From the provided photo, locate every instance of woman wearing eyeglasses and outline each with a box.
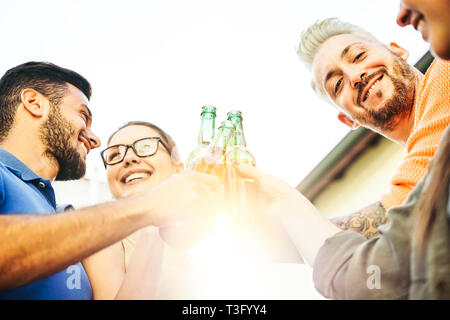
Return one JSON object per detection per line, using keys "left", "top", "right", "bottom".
{"left": 82, "top": 121, "right": 206, "bottom": 299}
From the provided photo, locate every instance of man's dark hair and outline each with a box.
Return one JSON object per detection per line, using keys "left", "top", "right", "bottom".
{"left": 0, "top": 61, "right": 92, "bottom": 142}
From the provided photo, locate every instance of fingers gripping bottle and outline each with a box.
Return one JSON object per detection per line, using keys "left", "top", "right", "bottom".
{"left": 188, "top": 120, "right": 236, "bottom": 183}
{"left": 186, "top": 106, "right": 217, "bottom": 168}
{"left": 224, "top": 110, "right": 260, "bottom": 226}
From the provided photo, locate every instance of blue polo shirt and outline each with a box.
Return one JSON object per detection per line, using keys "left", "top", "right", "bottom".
{"left": 0, "top": 149, "right": 92, "bottom": 300}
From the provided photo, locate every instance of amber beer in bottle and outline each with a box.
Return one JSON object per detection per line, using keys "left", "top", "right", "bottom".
{"left": 224, "top": 110, "right": 260, "bottom": 226}
{"left": 185, "top": 105, "right": 217, "bottom": 168}
{"left": 188, "top": 120, "right": 235, "bottom": 183}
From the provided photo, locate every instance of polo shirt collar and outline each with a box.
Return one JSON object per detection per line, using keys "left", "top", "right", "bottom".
{"left": 0, "top": 149, "right": 45, "bottom": 182}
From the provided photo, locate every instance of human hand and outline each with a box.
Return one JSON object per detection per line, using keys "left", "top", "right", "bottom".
{"left": 231, "top": 161, "right": 341, "bottom": 266}
{"left": 230, "top": 161, "right": 311, "bottom": 213}
{"left": 137, "top": 170, "right": 222, "bottom": 249}
{"left": 228, "top": 161, "right": 311, "bottom": 263}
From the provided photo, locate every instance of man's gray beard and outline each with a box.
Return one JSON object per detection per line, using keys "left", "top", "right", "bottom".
{"left": 39, "top": 105, "right": 86, "bottom": 181}
{"left": 355, "top": 58, "right": 416, "bottom": 132}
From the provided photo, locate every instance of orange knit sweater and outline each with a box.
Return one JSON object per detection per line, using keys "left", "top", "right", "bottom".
{"left": 381, "top": 58, "right": 450, "bottom": 209}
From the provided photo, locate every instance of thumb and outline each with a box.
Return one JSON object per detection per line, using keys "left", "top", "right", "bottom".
{"left": 230, "top": 160, "right": 298, "bottom": 203}
{"left": 229, "top": 160, "right": 263, "bottom": 181}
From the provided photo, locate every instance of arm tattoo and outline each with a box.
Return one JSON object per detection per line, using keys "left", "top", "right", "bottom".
{"left": 330, "top": 201, "right": 388, "bottom": 239}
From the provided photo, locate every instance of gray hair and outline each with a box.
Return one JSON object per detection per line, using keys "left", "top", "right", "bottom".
{"left": 297, "top": 17, "right": 379, "bottom": 71}
{"left": 297, "top": 17, "right": 380, "bottom": 103}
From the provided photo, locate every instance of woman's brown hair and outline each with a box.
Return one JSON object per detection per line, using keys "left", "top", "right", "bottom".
{"left": 108, "top": 121, "right": 181, "bottom": 164}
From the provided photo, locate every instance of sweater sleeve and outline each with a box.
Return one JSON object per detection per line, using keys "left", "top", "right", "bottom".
{"left": 313, "top": 179, "right": 425, "bottom": 299}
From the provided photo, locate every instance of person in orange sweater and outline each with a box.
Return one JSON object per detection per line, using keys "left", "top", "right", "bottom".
{"left": 296, "top": 17, "right": 450, "bottom": 238}
{"left": 227, "top": 3, "right": 450, "bottom": 298}
{"left": 380, "top": 57, "right": 450, "bottom": 209}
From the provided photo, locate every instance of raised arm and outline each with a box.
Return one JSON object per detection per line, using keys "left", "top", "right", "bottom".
{"left": 114, "top": 228, "right": 165, "bottom": 300}
{"left": 0, "top": 171, "right": 220, "bottom": 290}
{"left": 330, "top": 201, "right": 388, "bottom": 239}
{"left": 82, "top": 227, "right": 165, "bottom": 300}
{"left": 232, "top": 162, "right": 416, "bottom": 299}
{"left": 313, "top": 186, "right": 420, "bottom": 299}
{"left": 0, "top": 198, "right": 144, "bottom": 290}
{"left": 231, "top": 162, "right": 341, "bottom": 267}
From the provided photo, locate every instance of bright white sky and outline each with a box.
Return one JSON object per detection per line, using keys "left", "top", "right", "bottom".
{"left": 0, "top": 0, "right": 429, "bottom": 186}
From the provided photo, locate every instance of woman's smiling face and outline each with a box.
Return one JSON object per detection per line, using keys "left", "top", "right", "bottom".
{"left": 397, "top": 0, "right": 450, "bottom": 60}
{"left": 106, "top": 124, "right": 183, "bottom": 198}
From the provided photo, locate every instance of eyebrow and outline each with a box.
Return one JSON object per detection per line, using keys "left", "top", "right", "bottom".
{"left": 325, "top": 69, "right": 338, "bottom": 83}
{"left": 340, "top": 41, "right": 364, "bottom": 60}
{"left": 323, "top": 42, "right": 366, "bottom": 95}
{"left": 81, "top": 104, "right": 92, "bottom": 118}
{"left": 323, "top": 68, "right": 339, "bottom": 96}
{"left": 80, "top": 104, "right": 93, "bottom": 127}
{"left": 83, "top": 104, "right": 92, "bottom": 116}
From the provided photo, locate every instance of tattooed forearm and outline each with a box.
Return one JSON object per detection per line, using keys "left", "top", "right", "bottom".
{"left": 330, "top": 201, "right": 388, "bottom": 239}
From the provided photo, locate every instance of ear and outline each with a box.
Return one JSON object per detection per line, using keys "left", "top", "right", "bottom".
{"left": 337, "top": 112, "right": 360, "bottom": 130}
{"left": 389, "top": 42, "right": 409, "bottom": 61}
{"left": 174, "top": 161, "right": 185, "bottom": 173}
{"left": 20, "top": 88, "right": 46, "bottom": 118}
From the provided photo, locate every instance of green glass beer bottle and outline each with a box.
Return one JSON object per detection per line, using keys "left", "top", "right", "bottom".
{"left": 225, "top": 110, "right": 256, "bottom": 166}
{"left": 188, "top": 120, "right": 235, "bottom": 183}
{"left": 224, "top": 110, "right": 260, "bottom": 225}
{"left": 185, "top": 105, "right": 217, "bottom": 168}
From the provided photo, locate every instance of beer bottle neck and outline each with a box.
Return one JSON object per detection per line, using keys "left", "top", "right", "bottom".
{"left": 228, "top": 117, "right": 246, "bottom": 147}
{"left": 198, "top": 112, "right": 215, "bottom": 146}
{"left": 209, "top": 125, "right": 234, "bottom": 156}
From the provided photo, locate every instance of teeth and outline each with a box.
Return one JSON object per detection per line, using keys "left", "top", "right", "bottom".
{"left": 80, "top": 142, "right": 87, "bottom": 154}
{"left": 365, "top": 79, "right": 380, "bottom": 100}
{"left": 417, "top": 19, "right": 425, "bottom": 33}
{"left": 125, "top": 172, "right": 150, "bottom": 184}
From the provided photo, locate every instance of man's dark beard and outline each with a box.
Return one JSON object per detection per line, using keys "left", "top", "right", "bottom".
{"left": 354, "top": 58, "right": 416, "bottom": 132}
{"left": 39, "top": 105, "right": 86, "bottom": 181}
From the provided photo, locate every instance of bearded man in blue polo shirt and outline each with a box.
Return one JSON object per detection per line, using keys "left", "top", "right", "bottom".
{"left": 0, "top": 62, "right": 221, "bottom": 299}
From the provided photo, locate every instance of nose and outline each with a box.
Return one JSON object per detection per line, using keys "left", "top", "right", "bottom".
{"left": 396, "top": 5, "right": 412, "bottom": 27}
{"left": 86, "top": 129, "right": 101, "bottom": 149}
{"left": 350, "top": 71, "right": 367, "bottom": 89}
{"left": 122, "top": 147, "right": 141, "bottom": 167}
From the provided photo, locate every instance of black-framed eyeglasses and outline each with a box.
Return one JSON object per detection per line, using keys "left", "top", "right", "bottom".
{"left": 100, "top": 137, "right": 170, "bottom": 167}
